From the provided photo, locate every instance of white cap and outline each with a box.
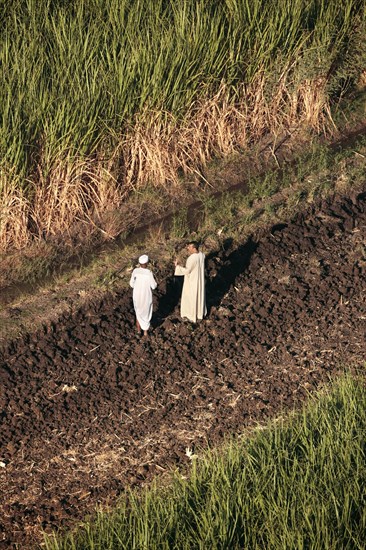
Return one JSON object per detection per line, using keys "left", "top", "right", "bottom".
{"left": 139, "top": 254, "right": 149, "bottom": 264}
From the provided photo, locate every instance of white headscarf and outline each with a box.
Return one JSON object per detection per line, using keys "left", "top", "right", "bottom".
{"left": 139, "top": 254, "right": 149, "bottom": 264}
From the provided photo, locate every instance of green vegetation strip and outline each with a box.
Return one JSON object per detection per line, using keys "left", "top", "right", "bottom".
{"left": 45, "top": 373, "right": 366, "bottom": 549}
{"left": 1, "top": 0, "right": 364, "bottom": 182}
{"left": 1, "top": 0, "right": 365, "bottom": 251}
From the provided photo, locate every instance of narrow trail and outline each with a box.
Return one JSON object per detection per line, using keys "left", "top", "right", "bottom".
{"left": 1, "top": 189, "right": 366, "bottom": 548}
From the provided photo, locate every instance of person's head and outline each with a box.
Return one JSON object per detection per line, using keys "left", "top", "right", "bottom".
{"left": 138, "top": 254, "right": 149, "bottom": 267}
{"left": 186, "top": 241, "right": 199, "bottom": 254}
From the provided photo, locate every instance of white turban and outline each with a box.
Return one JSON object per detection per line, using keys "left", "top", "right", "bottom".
{"left": 139, "top": 254, "right": 149, "bottom": 264}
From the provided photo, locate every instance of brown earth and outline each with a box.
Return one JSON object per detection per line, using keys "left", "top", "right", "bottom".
{"left": 1, "top": 188, "right": 366, "bottom": 548}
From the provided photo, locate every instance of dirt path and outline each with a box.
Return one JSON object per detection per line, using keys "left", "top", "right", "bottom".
{"left": 1, "top": 189, "right": 366, "bottom": 548}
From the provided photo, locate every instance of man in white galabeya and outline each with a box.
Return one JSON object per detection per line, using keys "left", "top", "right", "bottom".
{"left": 129, "top": 254, "right": 157, "bottom": 337}
{"left": 174, "top": 241, "right": 206, "bottom": 323}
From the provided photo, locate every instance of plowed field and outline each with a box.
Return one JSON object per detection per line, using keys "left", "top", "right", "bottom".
{"left": 1, "top": 189, "right": 366, "bottom": 548}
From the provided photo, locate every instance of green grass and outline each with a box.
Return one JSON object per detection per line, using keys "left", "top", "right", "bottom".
{"left": 1, "top": 0, "right": 365, "bottom": 186}
{"left": 199, "top": 131, "right": 366, "bottom": 238}
{"left": 44, "top": 372, "right": 366, "bottom": 549}
{"left": 1, "top": 0, "right": 365, "bottom": 253}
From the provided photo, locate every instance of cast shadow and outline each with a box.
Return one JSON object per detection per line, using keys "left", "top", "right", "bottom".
{"left": 152, "top": 235, "right": 257, "bottom": 327}
{"left": 205, "top": 235, "right": 257, "bottom": 312}
{"left": 152, "top": 274, "right": 183, "bottom": 328}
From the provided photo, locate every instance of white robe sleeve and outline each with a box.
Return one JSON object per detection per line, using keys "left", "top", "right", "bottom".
{"left": 130, "top": 269, "right": 137, "bottom": 288}
{"left": 149, "top": 271, "right": 157, "bottom": 290}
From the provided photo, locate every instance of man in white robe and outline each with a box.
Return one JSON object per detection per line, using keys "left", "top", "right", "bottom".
{"left": 130, "top": 254, "right": 157, "bottom": 337}
{"left": 174, "top": 241, "right": 206, "bottom": 323}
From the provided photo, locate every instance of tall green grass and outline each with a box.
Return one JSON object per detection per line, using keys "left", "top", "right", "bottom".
{"left": 0, "top": 0, "right": 365, "bottom": 251}
{"left": 1, "top": 0, "right": 364, "bottom": 184}
{"left": 44, "top": 373, "right": 366, "bottom": 549}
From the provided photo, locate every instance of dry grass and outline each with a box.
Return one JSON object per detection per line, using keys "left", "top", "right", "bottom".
{"left": 0, "top": 176, "right": 30, "bottom": 251}
{"left": 0, "top": 72, "right": 338, "bottom": 254}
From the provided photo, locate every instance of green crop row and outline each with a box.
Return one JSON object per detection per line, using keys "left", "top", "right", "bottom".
{"left": 0, "top": 0, "right": 365, "bottom": 251}
{"left": 44, "top": 372, "right": 366, "bottom": 549}
{"left": 1, "top": 0, "right": 364, "bottom": 182}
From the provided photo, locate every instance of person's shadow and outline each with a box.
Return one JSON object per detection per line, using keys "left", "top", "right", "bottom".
{"left": 153, "top": 235, "right": 257, "bottom": 327}
{"left": 205, "top": 236, "right": 257, "bottom": 313}
{"left": 153, "top": 274, "right": 183, "bottom": 327}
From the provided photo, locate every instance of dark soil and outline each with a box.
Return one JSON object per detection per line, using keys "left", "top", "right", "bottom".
{"left": 1, "top": 188, "right": 366, "bottom": 548}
